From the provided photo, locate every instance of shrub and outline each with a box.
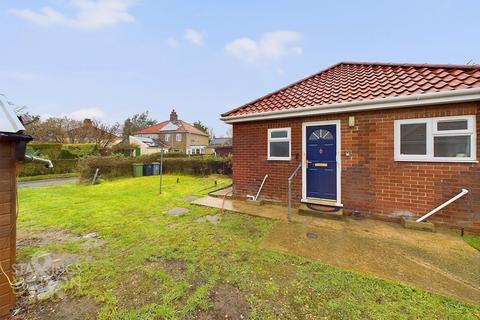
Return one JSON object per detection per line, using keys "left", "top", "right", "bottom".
{"left": 62, "top": 143, "right": 100, "bottom": 157}
{"left": 19, "top": 159, "right": 78, "bottom": 177}
{"left": 77, "top": 154, "right": 232, "bottom": 180}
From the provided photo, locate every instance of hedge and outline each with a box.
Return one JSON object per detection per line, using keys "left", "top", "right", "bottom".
{"left": 27, "top": 143, "right": 99, "bottom": 159}
{"left": 19, "top": 159, "right": 78, "bottom": 177}
{"left": 27, "top": 143, "right": 63, "bottom": 159}
{"left": 77, "top": 154, "right": 232, "bottom": 180}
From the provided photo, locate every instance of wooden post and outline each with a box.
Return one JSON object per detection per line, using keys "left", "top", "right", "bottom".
{"left": 159, "top": 149, "right": 164, "bottom": 194}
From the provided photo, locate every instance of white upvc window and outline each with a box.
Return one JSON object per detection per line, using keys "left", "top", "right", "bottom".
{"left": 268, "top": 128, "right": 291, "bottom": 161}
{"left": 176, "top": 133, "right": 182, "bottom": 142}
{"left": 394, "top": 115, "right": 477, "bottom": 162}
{"left": 164, "top": 134, "right": 171, "bottom": 142}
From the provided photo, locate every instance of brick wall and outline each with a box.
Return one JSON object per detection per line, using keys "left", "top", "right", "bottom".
{"left": 0, "top": 141, "right": 16, "bottom": 318}
{"left": 232, "top": 102, "right": 480, "bottom": 232}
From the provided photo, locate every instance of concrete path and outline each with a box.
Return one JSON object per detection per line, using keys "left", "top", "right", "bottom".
{"left": 193, "top": 195, "right": 480, "bottom": 304}
{"left": 18, "top": 177, "right": 79, "bottom": 189}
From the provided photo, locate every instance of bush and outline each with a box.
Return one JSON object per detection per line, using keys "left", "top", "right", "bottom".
{"left": 19, "top": 159, "right": 78, "bottom": 177}
{"left": 77, "top": 154, "right": 232, "bottom": 180}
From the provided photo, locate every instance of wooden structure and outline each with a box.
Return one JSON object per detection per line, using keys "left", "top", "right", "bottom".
{"left": 0, "top": 95, "right": 33, "bottom": 318}
{"left": 0, "top": 139, "right": 17, "bottom": 317}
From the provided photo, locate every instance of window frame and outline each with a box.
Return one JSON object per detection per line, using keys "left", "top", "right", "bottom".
{"left": 176, "top": 133, "right": 182, "bottom": 142}
{"left": 267, "top": 127, "right": 291, "bottom": 161}
{"left": 394, "top": 115, "right": 477, "bottom": 163}
{"left": 164, "top": 134, "right": 171, "bottom": 142}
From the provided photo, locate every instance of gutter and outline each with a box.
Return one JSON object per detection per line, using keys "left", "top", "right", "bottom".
{"left": 220, "top": 87, "right": 480, "bottom": 123}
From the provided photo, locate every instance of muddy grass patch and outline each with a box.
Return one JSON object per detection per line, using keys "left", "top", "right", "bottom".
{"left": 117, "top": 256, "right": 190, "bottom": 310}
{"left": 12, "top": 296, "right": 99, "bottom": 320}
{"left": 17, "top": 229, "right": 105, "bottom": 253}
{"left": 194, "top": 283, "right": 249, "bottom": 320}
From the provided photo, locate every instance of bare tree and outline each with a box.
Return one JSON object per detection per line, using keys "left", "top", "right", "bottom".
{"left": 25, "top": 117, "right": 80, "bottom": 143}
{"left": 66, "top": 119, "right": 120, "bottom": 150}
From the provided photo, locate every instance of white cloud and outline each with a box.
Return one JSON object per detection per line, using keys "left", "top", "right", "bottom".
{"left": 184, "top": 28, "right": 205, "bottom": 45}
{"left": 8, "top": 0, "right": 137, "bottom": 30}
{"left": 60, "top": 108, "right": 105, "bottom": 120}
{"left": 166, "top": 37, "right": 181, "bottom": 48}
{"left": 225, "top": 30, "right": 303, "bottom": 63}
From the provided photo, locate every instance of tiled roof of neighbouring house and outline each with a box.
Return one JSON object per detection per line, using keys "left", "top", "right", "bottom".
{"left": 221, "top": 62, "right": 480, "bottom": 117}
{"left": 136, "top": 119, "right": 209, "bottom": 136}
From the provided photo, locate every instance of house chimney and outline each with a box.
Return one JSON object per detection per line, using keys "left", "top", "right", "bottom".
{"left": 83, "top": 118, "right": 93, "bottom": 127}
{"left": 170, "top": 109, "right": 178, "bottom": 121}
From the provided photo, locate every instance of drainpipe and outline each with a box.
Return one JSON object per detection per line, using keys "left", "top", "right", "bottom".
{"left": 23, "top": 155, "right": 53, "bottom": 168}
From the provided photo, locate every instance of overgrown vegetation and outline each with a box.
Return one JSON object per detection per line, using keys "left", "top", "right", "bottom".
{"left": 77, "top": 154, "right": 232, "bottom": 180}
{"left": 17, "top": 176, "right": 480, "bottom": 319}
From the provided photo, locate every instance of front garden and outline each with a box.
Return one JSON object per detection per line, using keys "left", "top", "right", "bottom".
{"left": 15, "top": 175, "right": 480, "bottom": 319}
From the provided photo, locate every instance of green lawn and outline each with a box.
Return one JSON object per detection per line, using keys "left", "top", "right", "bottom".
{"left": 464, "top": 234, "right": 480, "bottom": 251}
{"left": 18, "top": 175, "right": 480, "bottom": 319}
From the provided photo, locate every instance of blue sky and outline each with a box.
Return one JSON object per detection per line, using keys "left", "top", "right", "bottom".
{"left": 1, "top": 0, "right": 479, "bottom": 136}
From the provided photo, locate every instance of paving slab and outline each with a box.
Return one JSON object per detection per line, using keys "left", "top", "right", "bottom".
{"left": 196, "top": 215, "right": 221, "bottom": 225}
{"left": 181, "top": 195, "right": 197, "bottom": 201}
{"left": 163, "top": 207, "right": 189, "bottom": 216}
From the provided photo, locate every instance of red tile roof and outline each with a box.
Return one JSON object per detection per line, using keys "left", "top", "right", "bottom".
{"left": 135, "top": 119, "right": 209, "bottom": 136}
{"left": 222, "top": 62, "right": 480, "bottom": 117}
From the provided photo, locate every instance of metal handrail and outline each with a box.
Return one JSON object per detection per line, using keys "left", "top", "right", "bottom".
{"left": 288, "top": 162, "right": 302, "bottom": 222}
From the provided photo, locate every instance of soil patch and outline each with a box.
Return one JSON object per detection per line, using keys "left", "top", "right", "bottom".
{"left": 17, "top": 229, "right": 104, "bottom": 250}
{"left": 12, "top": 296, "right": 99, "bottom": 320}
{"left": 194, "top": 284, "right": 249, "bottom": 320}
{"left": 146, "top": 256, "right": 188, "bottom": 281}
{"left": 118, "top": 257, "right": 188, "bottom": 309}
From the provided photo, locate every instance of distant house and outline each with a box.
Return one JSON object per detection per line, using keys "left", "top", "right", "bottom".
{"left": 133, "top": 110, "right": 209, "bottom": 154}
{"left": 206, "top": 137, "right": 233, "bottom": 156}
{"left": 129, "top": 135, "right": 169, "bottom": 156}
{"left": 65, "top": 118, "right": 121, "bottom": 146}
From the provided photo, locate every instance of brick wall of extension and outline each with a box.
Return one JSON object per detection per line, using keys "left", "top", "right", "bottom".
{"left": 232, "top": 102, "right": 480, "bottom": 233}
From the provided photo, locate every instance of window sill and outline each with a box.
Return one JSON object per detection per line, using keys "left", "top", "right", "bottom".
{"left": 267, "top": 157, "right": 291, "bottom": 161}
{"left": 394, "top": 158, "right": 478, "bottom": 163}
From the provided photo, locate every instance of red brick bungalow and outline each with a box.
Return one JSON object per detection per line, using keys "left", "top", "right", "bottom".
{"left": 221, "top": 62, "right": 480, "bottom": 233}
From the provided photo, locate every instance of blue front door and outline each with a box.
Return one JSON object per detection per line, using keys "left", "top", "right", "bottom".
{"left": 306, "top": 124, "right": 337, "bottom": 201}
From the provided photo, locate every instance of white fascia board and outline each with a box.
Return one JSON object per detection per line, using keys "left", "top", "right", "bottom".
{"left": 221, "top": 88, "right": 480, "bottom": 124}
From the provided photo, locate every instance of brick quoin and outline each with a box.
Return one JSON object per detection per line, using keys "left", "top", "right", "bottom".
{"left": 232, "top": 102, "right": 480, "bottom": 233}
